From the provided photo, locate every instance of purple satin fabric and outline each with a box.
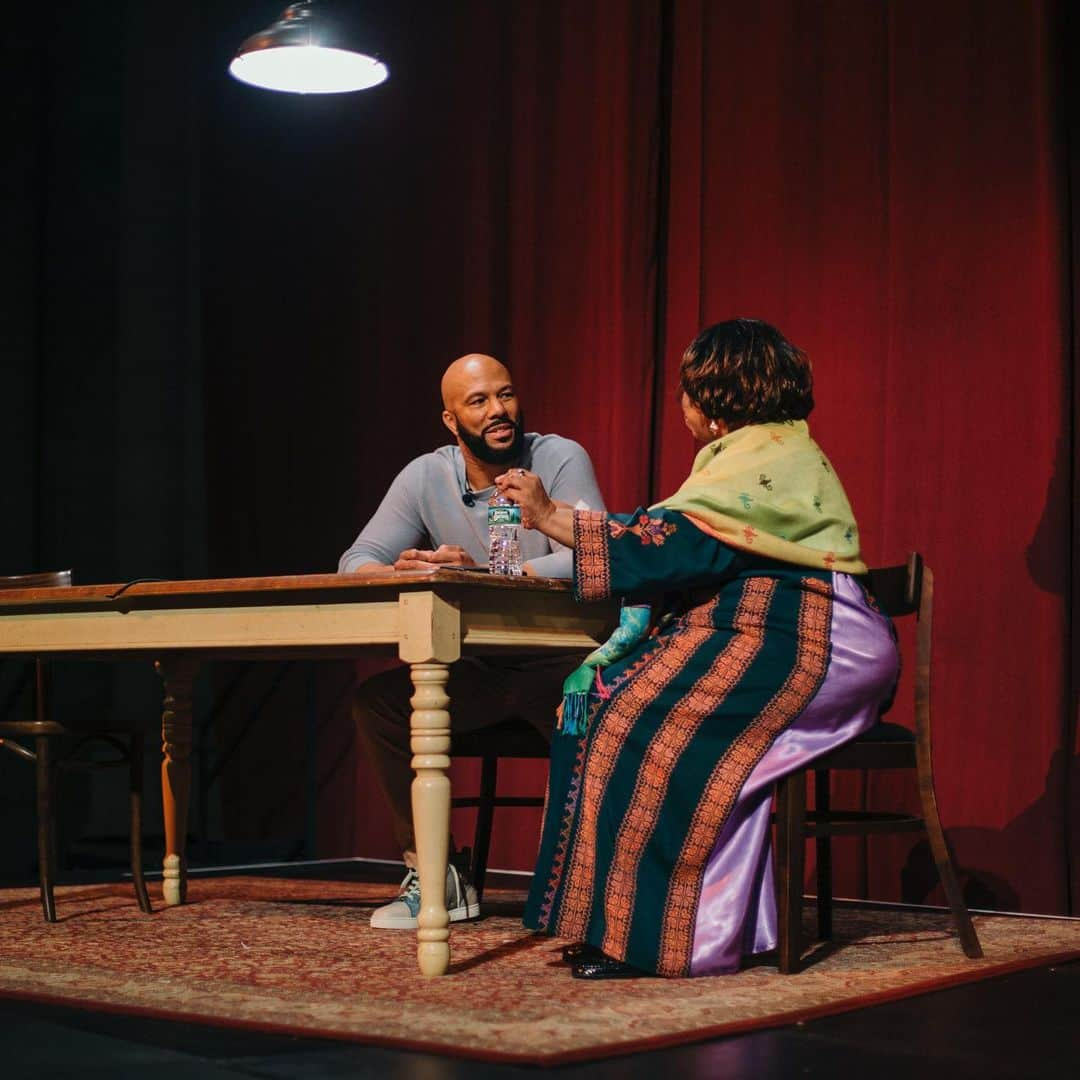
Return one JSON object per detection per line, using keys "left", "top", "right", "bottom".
{"left": 689, "top": 573, "right": 899, "bottom": 976}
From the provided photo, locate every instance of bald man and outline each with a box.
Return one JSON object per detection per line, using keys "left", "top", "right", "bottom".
{"left": 338, "top": 354, "right": 604, "bottom": 929}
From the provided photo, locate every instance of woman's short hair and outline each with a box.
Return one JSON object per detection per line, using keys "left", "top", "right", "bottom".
{"left": 680, "top": 318, "right": 814, "bottom": 427}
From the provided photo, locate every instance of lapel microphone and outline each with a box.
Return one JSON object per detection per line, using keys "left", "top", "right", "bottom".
{"left": 461, "top": 489, "right": 476, "bottom": 507}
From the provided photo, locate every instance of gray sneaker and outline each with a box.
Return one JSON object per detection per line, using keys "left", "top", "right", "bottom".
{"left": 369, "top": 864, "right": 480, "bottom": 930}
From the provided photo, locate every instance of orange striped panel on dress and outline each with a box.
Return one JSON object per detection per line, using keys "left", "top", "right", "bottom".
{"left": 657, "top": 578, "right": 833, "bottom": 977}
{"left": 553, "top": 598, "right": 722, "bottom": 942}
{"left": 599, "top": 577, "right": 775, "bottom": 959}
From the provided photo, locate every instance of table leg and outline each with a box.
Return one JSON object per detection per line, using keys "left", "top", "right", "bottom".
{"left": 409, "top": 662, "right": 452, "bottom": 977}
{"left": 154, "top": 656, "right": 199, "bottom": 906}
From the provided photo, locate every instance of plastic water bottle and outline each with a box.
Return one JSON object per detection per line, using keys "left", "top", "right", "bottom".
{"left": 487, "top": 492, "right": 523, "bottom": 576}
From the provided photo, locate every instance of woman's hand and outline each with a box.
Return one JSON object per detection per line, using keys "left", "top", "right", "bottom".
{"left": 495, "top": 468, "right": 577, "bottom": 548}
{"left": 495, "top": 469, "right": 557, "bottom": 530}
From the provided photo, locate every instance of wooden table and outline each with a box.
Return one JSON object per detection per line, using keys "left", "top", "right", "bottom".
{"left": 0, "top": 571, "right": 614, "bottom": 975}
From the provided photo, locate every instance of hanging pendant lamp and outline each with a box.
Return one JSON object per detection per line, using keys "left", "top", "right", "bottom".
{"left": 229, "top": 2, "right": 389, "bottom": 94}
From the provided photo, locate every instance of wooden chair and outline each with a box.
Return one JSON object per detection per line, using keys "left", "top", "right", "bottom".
{"left": 451, "top": 719, "right": 548, "bottom": 899}
{"left": 773, "top": 553, "right": 983, "bottom": 973}
{"left": 0, "top": 570, "right": 152, "bottom": 922}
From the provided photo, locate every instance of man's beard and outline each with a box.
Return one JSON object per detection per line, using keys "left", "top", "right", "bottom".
{"left": 456, "top": 412, "right": 526, "bottom": 465}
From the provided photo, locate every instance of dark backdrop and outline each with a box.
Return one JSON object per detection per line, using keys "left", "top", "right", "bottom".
{"left": 1, "top": 1, "right": 1076, "bottom": 916}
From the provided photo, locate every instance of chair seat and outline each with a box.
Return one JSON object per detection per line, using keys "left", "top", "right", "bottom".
{"left": 452, "top": 718, "right": 549, "bottom": 758}
{"left": 816, "top": 721, "right": 917, "bottom": 770}
{"left": 852, "top": 721, "right": 915, "bottom": 743}
{"left": 0, "top": 718, "right": 149, "bottom": 738}
{"left": 0, "top": 720, "right": 73, "bottom": 738}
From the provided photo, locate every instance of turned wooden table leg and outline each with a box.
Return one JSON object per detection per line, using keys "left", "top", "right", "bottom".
{"left": 398, "top": 589, "right": 461, "bottom": 977}
{"left": 410, "top": 662, "right": 452, "bottom": 977}
{"left": 154, "top": 656, "right": 199, "bottom": 906}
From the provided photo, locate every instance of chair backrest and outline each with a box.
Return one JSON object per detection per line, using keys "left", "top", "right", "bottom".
{"left": 865, "top": 552, "right": 932, "bottom": 743}
{"left": 0, "top": 570, "right": 73, "bottom": 590}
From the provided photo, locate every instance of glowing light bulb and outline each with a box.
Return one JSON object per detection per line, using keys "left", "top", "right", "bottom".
{"left": 229, "top": 46, "right": 388, "bottom": 94}
{"left": 230, "top": 3, "right": 389, "bottom": 95}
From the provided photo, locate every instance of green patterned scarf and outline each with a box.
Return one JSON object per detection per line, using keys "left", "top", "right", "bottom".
{"left": 655, "top": 420, "right": 866, "bottom": 574}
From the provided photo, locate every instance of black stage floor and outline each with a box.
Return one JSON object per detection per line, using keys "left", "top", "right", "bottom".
{"left": 4, "top": 862, "right": 1078, "bottom": 1079}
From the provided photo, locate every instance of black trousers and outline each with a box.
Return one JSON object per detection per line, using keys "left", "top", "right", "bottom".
{"left": 353, "top": 653, "right": 583, "bottom": 854}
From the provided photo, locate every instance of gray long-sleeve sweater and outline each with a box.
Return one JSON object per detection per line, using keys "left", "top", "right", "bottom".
{"left": 337, "top": 433, "right": 605, "bottom": 578}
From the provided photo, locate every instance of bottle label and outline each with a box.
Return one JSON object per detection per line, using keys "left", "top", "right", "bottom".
{"left": 487, "top": 505, "right": 521, "bottom": 526}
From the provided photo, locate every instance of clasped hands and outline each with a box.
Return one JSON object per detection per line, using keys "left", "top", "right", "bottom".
{"left": 393, "top": 544, "right": 477, "bottom": 571}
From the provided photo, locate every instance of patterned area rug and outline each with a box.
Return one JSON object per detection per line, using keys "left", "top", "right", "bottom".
{"left": 0, "top": 877, "right": 1077, "bottom": 1064}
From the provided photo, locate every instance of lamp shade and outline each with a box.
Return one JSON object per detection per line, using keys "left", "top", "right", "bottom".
{"left": 229, "top": 2, "right": 389, "bottom": 94}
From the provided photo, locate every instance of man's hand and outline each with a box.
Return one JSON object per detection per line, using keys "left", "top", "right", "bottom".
{"left": 393, "top": 544, "right": 478, "bottom": 572}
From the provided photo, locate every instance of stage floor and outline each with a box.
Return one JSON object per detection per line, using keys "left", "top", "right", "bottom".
{"left": 4, "top": 861, "right": 1078, "bottom": 1078}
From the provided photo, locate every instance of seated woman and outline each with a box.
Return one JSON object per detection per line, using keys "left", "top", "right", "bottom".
{"left": 495, "top": 318, "right": 899, "bottom": 979}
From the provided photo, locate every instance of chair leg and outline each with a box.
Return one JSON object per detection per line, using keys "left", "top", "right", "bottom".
{"left": 775, "top": 771, "right": 806, "bottom": 973}
{"left": 35, "top": 736, "right": 57, "bottom": 923}
{"left": 916, "top": 768, "right": 983, "bottom": 959}
{"left": 470, "top": 756, "right": 498, "bottom": 901}
{"left": 814, "top": 769, "right": 832, "bottom": 941}
{"left": 129, "top": 730, "right": 153, "bottom": 914}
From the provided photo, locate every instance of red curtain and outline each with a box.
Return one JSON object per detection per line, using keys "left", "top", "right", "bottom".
{"left": 659, "top": 0, "right": 1073, "bottom": 913}
{"left": 303, "top": 0, "right": 1076, "bottom": 914}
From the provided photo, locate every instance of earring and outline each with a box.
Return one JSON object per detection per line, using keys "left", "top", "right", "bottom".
{"left": 708, "top": 420, "right": 719, "bottom": 435}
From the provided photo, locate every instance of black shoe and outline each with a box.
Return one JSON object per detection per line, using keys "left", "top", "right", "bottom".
{"left": 561, "top": 941, "right": 604, "bottom": 963}
{"left": 571, "top": 954, "right": 647, "bottom": 980}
